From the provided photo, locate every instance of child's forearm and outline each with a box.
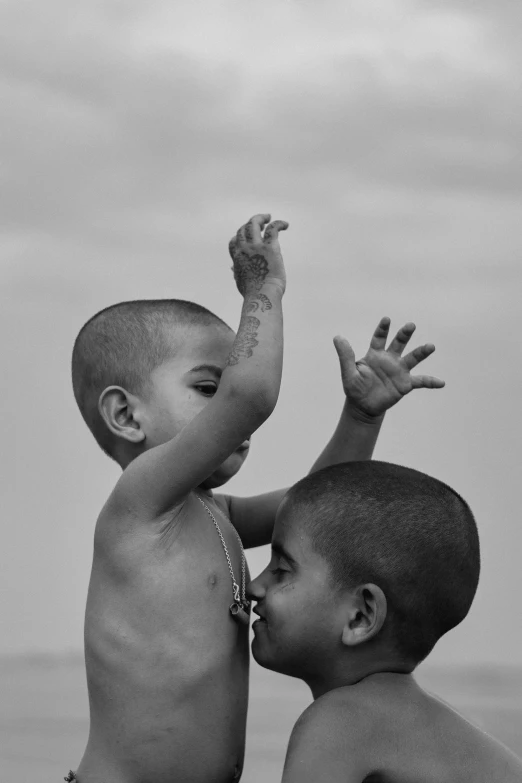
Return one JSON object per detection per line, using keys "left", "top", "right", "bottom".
{"left": 108, "top": 214, "right": 287, "bottom": 517}
{"left": 223, "top": 402, "right": 383, "bottom": 549}
{"left": 220, "top": 283, "right": 284, "bottom": 415}
{"left": 110, "top": 285, "right": 284, "bottom": 516}
{"left": 309, "top": 400, "right": 384, "bottom": 473}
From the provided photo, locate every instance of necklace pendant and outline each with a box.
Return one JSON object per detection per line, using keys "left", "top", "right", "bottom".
{"left": 230, "top": 602, "right": 250, "bottom": 626}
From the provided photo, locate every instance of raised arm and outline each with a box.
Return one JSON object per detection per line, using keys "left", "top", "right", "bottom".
{"left": 310, "top": 317, "right": 444, "bottom": 471}
{"left": 224, "top": 318, "right": 444, "bottom": 547}
{"left": 109, "top": 214, "right": 288, "bottom": 518}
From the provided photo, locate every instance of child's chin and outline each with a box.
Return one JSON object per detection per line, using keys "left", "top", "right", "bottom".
{"left": 252, "top": 645, "right": 287, "bottom": 676}
{"left": 252, "top": 634, "right": 277, "bottom": 669}
{"left": 205, "top": 456, "right": 245, "bottom": 488}
{"left": 251, "top": 636, "right": 270, "bottom": 668}
{"left": 220, "top": 452, "right": 248, "bottom": 476}
{"left": 252, "top": 636, "right": 302, "bottom": 679}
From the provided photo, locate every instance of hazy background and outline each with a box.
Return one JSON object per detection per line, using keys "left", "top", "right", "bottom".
{"left": 2, "top": 0, "right": 521, "bottom": 664}
{"left": 2, "top": 0, "right": 522, "bottom": 754}
{"left": 2, "top": 0, "right": 522, "bottom": 778}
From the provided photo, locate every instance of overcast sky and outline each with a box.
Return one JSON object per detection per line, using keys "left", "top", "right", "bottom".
{"left": 1, "top": 0, "right": 521, "bottom": 667}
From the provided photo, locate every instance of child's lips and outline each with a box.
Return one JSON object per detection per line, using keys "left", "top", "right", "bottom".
{"left": 252, "top": 606, "right": 267, "bottom": 623}
{"left": 236, "top": 439, "right": 251, "bottom": 452}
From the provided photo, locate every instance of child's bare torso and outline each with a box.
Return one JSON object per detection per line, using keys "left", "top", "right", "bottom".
{"left": 327, "top": 675, "right": 522, "bottom": 782}
{"left": 77, "top": 492, "right": 250, "bottom": 783}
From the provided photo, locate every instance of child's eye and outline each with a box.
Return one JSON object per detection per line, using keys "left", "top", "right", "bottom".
{"left": 195, "top": 383, "right": 217, "bottom": 397}
{"left": 270, "top": 566, "right": 288, "bottom": 580}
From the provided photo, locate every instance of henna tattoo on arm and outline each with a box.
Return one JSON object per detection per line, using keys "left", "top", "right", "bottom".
{"left": 256, "top": 293, "right": 272, "bottom": 311}
{"left": 246, "top": 293, "right": 272, "bottom": 313}
{"left": 226, "top": 317, "right": 260, "bottom": 366}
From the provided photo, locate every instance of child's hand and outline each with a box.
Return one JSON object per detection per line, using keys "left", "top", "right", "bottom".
{"left": 229, "top": 213, "right": 289, "bottom": 297}
{"left": 334, "top": 317, "right": 445, "bottom": 419}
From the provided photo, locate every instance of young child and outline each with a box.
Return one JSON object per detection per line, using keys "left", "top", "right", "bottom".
{"left": 68, "top": 213, "right": 444, "bottom": 783}
{"left": 248, "top": 461, "right": 522, "bottom": 782}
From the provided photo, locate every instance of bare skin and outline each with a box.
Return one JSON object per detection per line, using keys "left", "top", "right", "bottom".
{"left": 76, "top": 214, "right": 289, "bottom": 783}
{"left": 282, "top": 674, "right": 522, "bottom": 782}
{"left": 81, "top": 492, "right": 250, "bottom": 783}
{"left": 73, "top": 214, "right": 446, "bottom": 782}
{"left": 249, "top": 491, "right": 522, "bottom": 783}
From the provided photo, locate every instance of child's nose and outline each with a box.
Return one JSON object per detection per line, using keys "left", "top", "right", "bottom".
{"left": 246, "top": 572, "right": 266, "bottom": 601}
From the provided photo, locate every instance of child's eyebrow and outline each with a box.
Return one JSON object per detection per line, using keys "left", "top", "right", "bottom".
{"left": 187, "top": 364, "right": 223, "bottom": 377}
{"left": 272, "top": 541, "right": 298, "bottom": 566}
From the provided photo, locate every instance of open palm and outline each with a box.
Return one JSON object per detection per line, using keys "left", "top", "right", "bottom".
{"left": 334, "top": 317, "right": 445, "bottom": 417}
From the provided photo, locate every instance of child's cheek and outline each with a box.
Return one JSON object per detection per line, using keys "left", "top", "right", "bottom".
{"left": 272, "top": 581, "right": 296, "bottom": 613}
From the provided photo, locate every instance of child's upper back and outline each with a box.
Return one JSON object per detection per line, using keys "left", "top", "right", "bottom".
{"left": 282, "top": 673, "right": 522, "bottom": 783}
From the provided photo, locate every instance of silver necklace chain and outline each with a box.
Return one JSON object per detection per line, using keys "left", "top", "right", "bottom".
{"left": 196, "top": 495, "right": 247, "bottom": 605}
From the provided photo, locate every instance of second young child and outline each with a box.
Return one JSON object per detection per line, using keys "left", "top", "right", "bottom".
{"left": 248, "top": 461, "right": 522, "bottom": 782}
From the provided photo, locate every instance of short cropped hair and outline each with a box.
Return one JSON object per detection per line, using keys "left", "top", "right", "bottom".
{"left": 285, "top": 461, "right": 480, "bottom": 664}
{"left": 72, "top": 299, "right": 231, "bottom": 458}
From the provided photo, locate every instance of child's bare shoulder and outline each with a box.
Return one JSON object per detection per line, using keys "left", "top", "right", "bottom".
{"left": 419, "top": 683, "right": 522, "bottom": 780}
{"left": 293, "top": 685, "right": 372, "bottom": 731}
{"left": 93, "top": 483, "right": 191, "bottom": 552}
{"left": 289, "top": 675, "right": 409, "bottom": 746}
{"left": 360, "top": 674, "right": 522, "bottom": 781}
{"left": 283, "top": 676, "right": 522, "bottom": 782}
{"left": 282, "top": 686, "right": 383, "bottom": 782}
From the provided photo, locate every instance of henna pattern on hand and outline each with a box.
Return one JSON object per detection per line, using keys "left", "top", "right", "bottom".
{"left": 244, "top": 221, "right": 254, "bottom": 243}
{"left": 226, "top": 317, "right": 260, "bottom": 366}
{"left": 232, "top": 253, "right": 270, "bottom": 296}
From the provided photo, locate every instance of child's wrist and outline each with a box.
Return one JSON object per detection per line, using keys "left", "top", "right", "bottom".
{"left": 242, "top": 281, "right": 285, "bottom": 306}
{"left": 263, "top": 278, "right": 286, "bottom": 295}
{"left": 343, "top": 400, "right": 385, "bottom": 427}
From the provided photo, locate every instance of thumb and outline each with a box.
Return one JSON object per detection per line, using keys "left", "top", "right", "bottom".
{"left": 333, "top": 335, "right": 357, "bottom": 383}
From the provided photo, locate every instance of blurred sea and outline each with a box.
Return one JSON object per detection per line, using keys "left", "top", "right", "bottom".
{"left": 1, "top": 654, "right": 521, "bottom": 782}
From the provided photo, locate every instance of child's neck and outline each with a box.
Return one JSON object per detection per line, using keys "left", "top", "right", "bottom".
{"left": 309, "top": 652, "right": 414, "bottom": 700}
{"left": 196, "top": 485, "right": 214, "bottom": 498}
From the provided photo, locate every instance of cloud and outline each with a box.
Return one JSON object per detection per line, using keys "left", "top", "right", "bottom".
{"left": 0, "top": 0, "right": 520, "bottom": 284}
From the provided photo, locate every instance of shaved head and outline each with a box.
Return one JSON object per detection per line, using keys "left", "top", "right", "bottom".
{"left": 285, "top": 461, "right": 480, "bottom": 664}
{"left": 72, "top": 299, "right": 232, "bottom": 457}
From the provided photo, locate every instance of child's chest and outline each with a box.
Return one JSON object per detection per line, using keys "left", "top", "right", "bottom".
{"left": 183, "top": 498, "right": 251, "bottom": 620}
{"left": 149, "top": 496, "right": 251, "bottom": 629}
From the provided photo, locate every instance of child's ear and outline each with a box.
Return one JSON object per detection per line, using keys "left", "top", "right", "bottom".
{"left": 341, "top": 584, "right": 387, "bottom": 647}
{"left": 98, "top": 386, "right": 146, "bottom": 445}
